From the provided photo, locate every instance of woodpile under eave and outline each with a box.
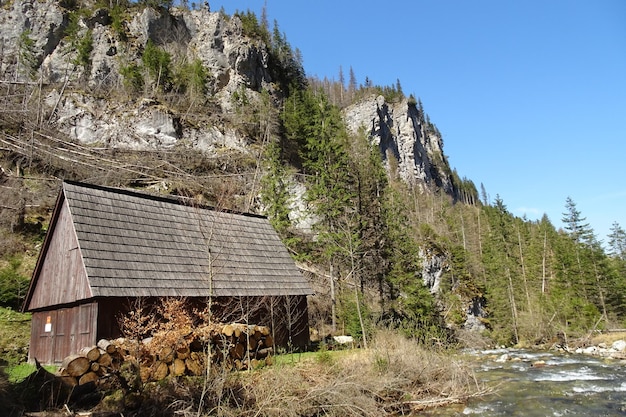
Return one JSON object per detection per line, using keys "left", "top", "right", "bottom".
{"left": 54, "top": 323, "right": 275, "bottom": 388}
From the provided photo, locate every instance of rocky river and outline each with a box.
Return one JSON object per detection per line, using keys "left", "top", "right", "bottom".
{"left": 426, "top": 346, "right": 626, "bottom": 416}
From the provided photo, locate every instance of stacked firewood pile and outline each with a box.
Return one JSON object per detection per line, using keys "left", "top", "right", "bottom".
{"left": 57, "top": 340, "right": 124, "bottom": 387}
{"left": 57, "top": 323, "right": 274, "bottom": 386}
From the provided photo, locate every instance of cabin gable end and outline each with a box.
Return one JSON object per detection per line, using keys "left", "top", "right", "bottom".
{"left": 27, "top": 197, "right": 92, "bottom": 310}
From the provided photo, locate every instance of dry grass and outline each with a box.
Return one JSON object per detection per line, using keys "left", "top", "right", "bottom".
{"left": 200, "top": 330, "right": 490, "bottom": 417}
{"left": 587, "top": 331, "right": 626, "bottom": 346}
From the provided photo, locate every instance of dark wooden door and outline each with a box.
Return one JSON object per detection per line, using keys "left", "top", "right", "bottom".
{"left": 29, "top": 303, "right": 98, "bottom": 365}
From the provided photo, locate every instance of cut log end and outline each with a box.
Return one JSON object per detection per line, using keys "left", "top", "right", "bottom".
{"left": 61, "top": 354, "right": 91, "bottom": 378}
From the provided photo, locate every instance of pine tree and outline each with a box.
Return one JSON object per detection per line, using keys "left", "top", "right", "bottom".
{"left": 348, "top": 66, "right": 357, "bottom": 101}
{"left": 481, "top": 195, "right": 520, "bottom": 344}
{"left": 562, "top": 197, "right": 594, "bottom": 245}
{"left": 608, "top": 222, "right": 626, "bottom": 260}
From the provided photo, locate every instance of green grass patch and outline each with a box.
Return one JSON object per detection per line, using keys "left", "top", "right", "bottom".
{"left": 0, "top": 307, "right": 31, "bottom": 367}
{"left": 4, "top": 362, "right": 56, "bottom": 383}
{"left": 273, "top": 350, "right": 319, "bottom": 366}
{"left": 273, "top": 346, "right": 355, "bottom": 367}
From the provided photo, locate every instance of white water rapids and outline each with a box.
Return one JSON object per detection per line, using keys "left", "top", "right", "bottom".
{"left": 425, "top": 349, "right": 626, "bottom": 416}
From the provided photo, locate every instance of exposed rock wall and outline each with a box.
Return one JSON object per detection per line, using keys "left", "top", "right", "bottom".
{"left": 0, "top": 2, "right": 269, "bottom": 88}
{"left": 0, "top": 0, "right": 65, "bottom": 77}
{"left": 344, "top": 95, "right": 456, "bottom": 196}
{"left": 419, "top": 247, "right": 446, "bottom": 294}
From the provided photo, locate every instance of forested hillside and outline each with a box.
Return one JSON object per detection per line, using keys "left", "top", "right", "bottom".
{"left": 1, "top": 0, "right": 625, "bottom": 356}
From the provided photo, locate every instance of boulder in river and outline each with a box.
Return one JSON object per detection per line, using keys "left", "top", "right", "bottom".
{"left": 612, "top": 340, "right": 626, "bottom": 352}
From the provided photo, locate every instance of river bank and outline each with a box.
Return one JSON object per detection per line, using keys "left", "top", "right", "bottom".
{"left": 563, "top": 331, "right": 626, "bottom": 360}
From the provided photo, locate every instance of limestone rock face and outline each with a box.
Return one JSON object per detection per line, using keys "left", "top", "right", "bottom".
{"left": 0, "top": 0, "right": 65, "bottom": 77}
{"left": 344, "top": 95, "right": 455, "bottom": 196}
{"left": 419, "top": 247, "right": 446, "bottom": 294}
{"left": 1, "top": 2, "right": 273, "bottom": 151}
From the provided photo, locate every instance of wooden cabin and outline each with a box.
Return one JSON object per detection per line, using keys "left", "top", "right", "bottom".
{"left": 23, "top": 181, "right": 313, "bottom": 364}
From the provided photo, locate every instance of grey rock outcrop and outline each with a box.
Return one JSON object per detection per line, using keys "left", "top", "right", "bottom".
{"left": 420, "top": 247, "right": 446, "bottom": 293}
{"left": 44, "top": 90, "right": 249, "bottom": 151}
{"left": 464, "top": 297, "right": 488, "bottom": 332}
{"left": 0, "top": 0, "right": 65, "bottom": 78}
{"left": 344, "top": 95, "right": 456, "bottom": 196}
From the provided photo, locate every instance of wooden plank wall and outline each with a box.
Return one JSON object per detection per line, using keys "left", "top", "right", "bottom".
{"left": 27, "top": 199, "right": 92, "bottom": 310}
{"left": 29, "top": 302, "right": 98, "bottom": 364}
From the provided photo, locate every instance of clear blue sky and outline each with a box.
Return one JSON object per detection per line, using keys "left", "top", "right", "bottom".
{"left": 214, "top": 1, "right": 626, "bottom": 244}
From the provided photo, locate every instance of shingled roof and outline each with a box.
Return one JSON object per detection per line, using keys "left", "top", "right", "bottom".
{"left": 49, "top": 181, "right": 312, "bottom": 298}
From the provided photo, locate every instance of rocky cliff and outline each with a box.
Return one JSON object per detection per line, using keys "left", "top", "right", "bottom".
{"left": 344, "top": 95, "right": 455, "bottom": 195}
{"left": 0, "top": 1, "right": 270, "bottom": 95}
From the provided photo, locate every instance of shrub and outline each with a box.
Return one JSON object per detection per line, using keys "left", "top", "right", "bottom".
{"left": 142, "top": 40, "right": 172, "bottom": 91}
{"left": 109, "top": 5, "right": 128, "bottom": 40}
{"left": 120, "top": 63, "right": 144, "bottom": 92}
{"left": 63, "top": 12, "right": 93, "bottom": 71}
{"left": 73, "top": 29, "right": 93, "bottom": 69}
{"left": 18, "top": 29, "right": 39, "bottom": 80}
{"left": 0, "top": 258, "right": 29, "bottom": 310}
{"left": 315, "top": 344, "right": 334, "bottom": 366}
{"left": 173, "top": 58, "right": 208, "bottom": 101}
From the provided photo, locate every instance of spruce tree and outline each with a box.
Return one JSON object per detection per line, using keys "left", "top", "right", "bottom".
{"left": 348, "top": 66, "right": 357, "bottom": 99}
{"left": 282, "top": 86, "right": 358, "bottom": 330}
{"left": 608, "top": 222, "right": 626, "bottom": 260}
{"left": 562, "top": 197, "right": 594, "bottom": 245}
{"left": 260, "top": 142, "right": 292, "bottom": 237}
{"left": 301, "top": 92, "right": 355, "bottom": 253}
{"left": 556, "top": 197, "right": 605, "bottom": 328}
{"left": 382, "top": 185, "right": 436, "bottom": 341}
{"left": 347, "top": 128, "right": 389, "bottom": 295}
{"left": 481, "top": 195, "right": 520, "bottom": 344}
{"left": 605, "top": 222, "right": 626, "bottom": 320}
